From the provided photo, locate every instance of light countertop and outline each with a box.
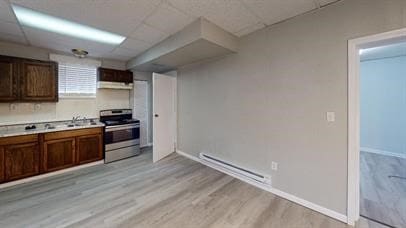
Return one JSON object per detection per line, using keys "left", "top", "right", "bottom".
{"left": 0, "top": 120, "right": 105, "bottom": 138}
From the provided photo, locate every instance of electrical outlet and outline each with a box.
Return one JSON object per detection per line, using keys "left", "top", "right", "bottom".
{"left": 271, "top": 161, "right": 278, "bottom": 171}
{"left": 9, "top": 103, "right": 17, "bottom": 111}
{"left": 326, "top": 112, "right": 335, "bottom": 122}
{"left": 34, "top": 103, "right": 41, "bottom": 111}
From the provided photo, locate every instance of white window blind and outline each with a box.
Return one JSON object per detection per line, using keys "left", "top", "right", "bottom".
{"left": 58, "top": 64, "right": 97, "bottom": 97}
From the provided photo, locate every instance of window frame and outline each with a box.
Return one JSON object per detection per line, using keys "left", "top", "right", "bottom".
{"left": 50, "top": 54, "right": 101, "bottom": 99}
{"left": 58, "top": 63, "right": 98, "bottom": 99}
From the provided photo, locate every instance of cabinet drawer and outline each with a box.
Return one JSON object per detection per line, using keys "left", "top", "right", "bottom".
{"left": 0, "top": 134, "right": 38, "bottom": 146}
{"left": 44, "top": 127, "right": 102, "bottom": 141}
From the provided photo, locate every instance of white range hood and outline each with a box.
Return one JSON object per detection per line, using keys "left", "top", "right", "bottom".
{"left": 97, "top": 81, "right": 133, "bottom": 90}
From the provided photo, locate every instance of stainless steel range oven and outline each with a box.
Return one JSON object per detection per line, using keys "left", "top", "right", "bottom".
{"left": 100, "top": 109, "right": 140, "bottom": 163}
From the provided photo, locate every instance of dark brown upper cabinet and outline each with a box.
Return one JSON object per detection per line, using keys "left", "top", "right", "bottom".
{"left": 0, "top": 55, "right": 58, "bottom": 103}
{"left": 98, "top": 67, "right": 133, "bottom": 84}
{"left": 20, "top": 59, "right": 58, "bottom": 102}
{"left": 0, "top": 56, "right": 18, "bottom": 102}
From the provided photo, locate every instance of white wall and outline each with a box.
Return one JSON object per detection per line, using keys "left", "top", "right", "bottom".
{"left": 361, "top": 55, "right": 406, "bottom": 157}
{"left": 0, "top": 41, "right": 130, "bottom": 125}
{"left": 177, "top": 0, "right": 406, "bottom": 215}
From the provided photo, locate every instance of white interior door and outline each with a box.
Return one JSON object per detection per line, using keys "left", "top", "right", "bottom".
{"left": 133, "top": 80, "right": 149, "bottom": 147}
{"left": 153, "top": 72, "right": 176, "bottom": 162}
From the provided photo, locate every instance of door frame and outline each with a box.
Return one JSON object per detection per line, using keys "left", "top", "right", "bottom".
{"left": 133, "top": 79, "right": 151, "bottom": 147}
{"left": 152, "top": 72, "right": 177, "bottom": 162}
{"left": 347, "top": 27, "right": 406, "bottom": 226}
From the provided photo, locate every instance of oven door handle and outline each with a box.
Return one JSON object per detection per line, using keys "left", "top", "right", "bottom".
{"left": 105, "top": 124, "right": 139, "bottom": 132}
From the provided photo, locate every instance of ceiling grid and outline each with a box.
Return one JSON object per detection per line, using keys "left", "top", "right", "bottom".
{"left": 0, "top": 0, "right": 340, "bottom": 61}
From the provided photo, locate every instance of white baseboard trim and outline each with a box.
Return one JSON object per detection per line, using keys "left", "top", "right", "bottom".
{"left": 141, "top": 143, "right": 153, "bottom": 148}
{"left": 176, "top": 150, "right": 348, "bottom": 225}
{"left": 0, "top": 160, "right": 104, "bottom": 190}
{"left": 361, "top": 147, "right": 406, "bottom": 159}
{"left": 176, "top": 150, "right": 200, "bottom": 162}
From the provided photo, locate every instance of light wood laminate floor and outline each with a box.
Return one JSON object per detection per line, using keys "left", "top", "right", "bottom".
{"left": 0, "top": 148, "right": 386, "bottom": 228}
{"left": 360, "top": 151, "right": 406, "bottom": 228}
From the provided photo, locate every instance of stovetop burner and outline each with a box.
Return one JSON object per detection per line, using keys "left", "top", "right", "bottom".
{"left": 100, "top": 109, "right": 140, "bottom": 126}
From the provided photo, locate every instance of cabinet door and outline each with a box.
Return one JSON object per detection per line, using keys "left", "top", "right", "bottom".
{"left": 76, "top": 134, "right": 103, "bottom": 165}
{"left": 0, "top": 56, "right": 18, "bottom": 101}
{"left": 117, "top": 70, "right": 133, "bottom": 84}
{"left": 98, "top": 68, "right": 117, "bottom": 82}
{"left": 0, "top": 147, "right": 4, "bottom": 183}
{"left": 5, "top": 142, "right": 39, "bottom": 181}
{"left": 20, "top": 60, "right": 58, "bottom": 102}
{"left": 43, "top": 138, "right": 75, "bottom": 172}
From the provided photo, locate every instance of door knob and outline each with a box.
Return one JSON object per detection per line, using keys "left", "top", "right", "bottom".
{"left": 154, "top": 114, "right": 159, "bottom": 117}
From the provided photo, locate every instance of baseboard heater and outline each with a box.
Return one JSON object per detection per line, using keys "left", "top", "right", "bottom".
{"left": 199, "top": 153, "right": 271, "bottom": 185}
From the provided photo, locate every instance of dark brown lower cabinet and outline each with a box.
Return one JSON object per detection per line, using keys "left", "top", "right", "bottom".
{"left": 0, "top": 127, "right": 103, "bottom": 184}
{"left": 0, "top": 147, "right": 4, "bottom": 183}
{"left": 43, "top": 138, "right": 76, "bottom": 172}
{"left": 77, "top": 134, "right": 103, "bottom": 165}
{"left": 4, "top": 142, "right": 39, "bottom": 181}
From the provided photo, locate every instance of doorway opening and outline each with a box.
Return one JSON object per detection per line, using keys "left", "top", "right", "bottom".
{"left": 348, "top": 28, "right": 406, "bottom": 226}
{"left": 359, "top": 42, "right": 406, "bottom": 228}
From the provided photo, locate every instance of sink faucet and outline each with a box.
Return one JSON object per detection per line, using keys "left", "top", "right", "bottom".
{"left": 72, "top": 115, "right": 81, "bottom": 123}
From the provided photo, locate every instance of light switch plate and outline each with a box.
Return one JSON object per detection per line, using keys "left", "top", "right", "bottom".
{"left": 271, "top": 161, "right": 278, "bottom": 171}
{"left": 326, "top": 112, "right": 335, "bottom": 122}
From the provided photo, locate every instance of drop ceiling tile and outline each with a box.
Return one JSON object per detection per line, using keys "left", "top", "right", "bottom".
{"left": 29, "top": 38, "right": 112, "bottom": 59}
{"left": 11, "top": 0, "right": 152, "bottom": 36}
{"left": 0, "top": 20, "right": 23, "bottom": 36}
{"left": 318, "top": 0, "right": 339, "bottom": 7}
{"left": 101, "top": 52, "right": 132, "bottom": 61}
{"left": 0, "top": 0, "right": 17, "bottom": 23}
{"left": 102, "top": 0, "right": 162, "bottom": 22}
{"left": 0, "top": 32, "right": 27, "bottom": 44}
{"left": 241, "top": 0, "right": 316, "bottom": 26}
{"left": 120, "top": 37, "right": 151, "bottom": 52}
{"left": 145, "top": 3, "right": 196, "bottom": 34}
{"left": 130, "top": 23, "right": 168, "bottom": 44}
{"left": 111, "top": 47, "right": 144, "bottom": 59}
{"left": 29, "top": 39, "right": 73, "bottom": 54}
{"left": 235, "top": 22, "right": 265, "bottom": 37}
{"left": 168, "top": 0, "right": 261, "bottom": 33}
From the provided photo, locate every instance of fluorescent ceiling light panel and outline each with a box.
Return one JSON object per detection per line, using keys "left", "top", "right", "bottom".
{"left": 12, "top": 4, "right": 126, "bottom": 45}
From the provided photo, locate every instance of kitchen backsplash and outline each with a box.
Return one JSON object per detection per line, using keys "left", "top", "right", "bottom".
{"left": 0, "top": 89, "right": 130, "bottom": 125}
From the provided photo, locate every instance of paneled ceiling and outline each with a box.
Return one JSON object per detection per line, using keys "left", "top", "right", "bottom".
{"left": 0, "top": 0, "right": 340, "bottom": 61}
